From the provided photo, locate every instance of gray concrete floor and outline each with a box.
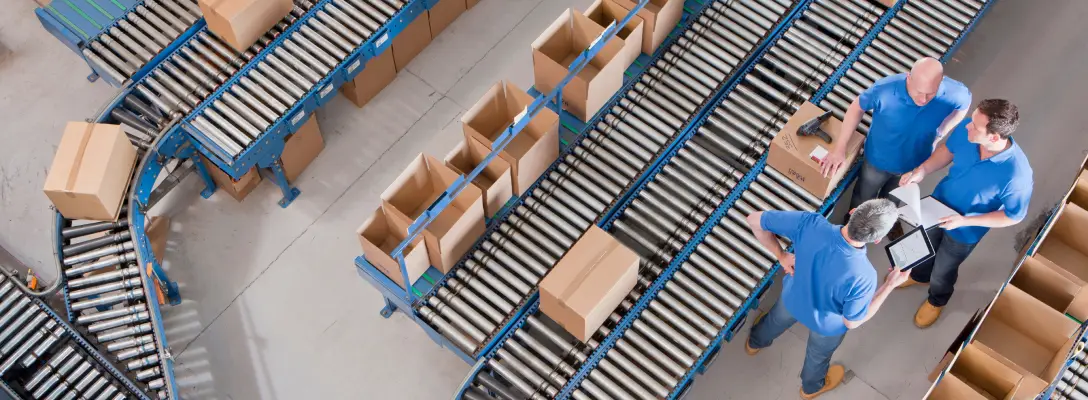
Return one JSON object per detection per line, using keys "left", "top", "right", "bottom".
{"left": 2, "top": 0, "right": 1087, "bottom": 399}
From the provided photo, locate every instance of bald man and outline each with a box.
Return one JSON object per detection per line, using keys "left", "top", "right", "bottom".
{"left": 822, "top": 58, "right": 971, "bottom": 233}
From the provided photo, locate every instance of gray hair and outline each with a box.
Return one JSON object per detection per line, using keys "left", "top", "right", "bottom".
{"left": 847, "top": 199, "right": 898, "bottom": 243}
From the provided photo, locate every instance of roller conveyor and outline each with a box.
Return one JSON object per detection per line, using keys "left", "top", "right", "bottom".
{"left": 1054, "top": 350, "right": 1088, "bottom": 400}
{"left": 415, "top": 0, "right": 800, "bottom": 361}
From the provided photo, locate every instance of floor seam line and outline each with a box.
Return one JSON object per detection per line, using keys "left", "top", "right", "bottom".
{"left": 446, "top": 0, "right": 546, "bottom": 93}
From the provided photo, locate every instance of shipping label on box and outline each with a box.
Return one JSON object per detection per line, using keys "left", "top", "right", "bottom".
{"left": 766, "top": 102, "right": 863, "bottom": 199}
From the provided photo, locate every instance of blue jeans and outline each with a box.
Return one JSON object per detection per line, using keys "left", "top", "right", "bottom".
{"left": 909, "top": 228, "right": 978, "bottom": 307}
{"left": 748, "top": 299, "right": 846, "bottom": 394}
{"left": 847, "top": 159, "right": 902, "bottom": 218}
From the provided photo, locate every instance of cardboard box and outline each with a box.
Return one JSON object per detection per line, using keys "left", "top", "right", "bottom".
{"left": 392, "top": 11, "right": 432, "bottom": 71}
{"left": 44, "top": 122, "right": 138, "bottom": 221}
{"left": 462, "top": 81, "right": 559, "bottom": 195}
{"left": 614, "top": 0, "right": 684, "bottom": 54}
{"left": 532, "top": 9, "right": 626, "bottom": 121}
{"left": 199, "top": 0, "right": 292, "bottom": 51}
{"left": 945, "top": 344, "right": 1024, "bottom": 400}
{"left": 202, "top": 158, "right": 262, "bottom": 201}
{"left": 972, "top": 285, "right": 1078, "bottom": 383}
{"left": 357, "top": 206, "right": 431, "bottom": 288}
{"left": 876, "top": 0, "right": 896, "bottom": 7}
{"left": 1012, "top": 255, "right": 1088, "bottom": 322}
{"left": 381, "top": 154, "right": 486, "bottom": 272}
{"left": 429, "top": 0, "right": 467, "bottom": 38}
{"left": 342, "top": 49, "right": 397, "bottom": 108}
{"left": 970, "top": 342, "right": 1052, "bottom": 399}
{"left": 444, "top": 137, "right": 514, "bottom": 219}
{"left": 1070, "top": 170, "right": 1088, "bottom": 209}
{"left": 584, "top": 0, "right": 645, "bottom": 67}
{"left": 280, "top": 114, "right": 324, "bottom": 183}
{"left": 539, "top": 226, "right": 639, "bottom": 341}
{"left": 146, "top": 216, "right": 170, "bottom": 264}
{"left": 767, "top": 102, "right": 864, "bottom": 199}
{"left": 466, "top": 0, "right": 478, "bottom": 8}
{"left": 929, "top": 374, "right": 991, "bottom": 400}
{"left": 1034, "top": 202, "right": 1088, "bottom": 321}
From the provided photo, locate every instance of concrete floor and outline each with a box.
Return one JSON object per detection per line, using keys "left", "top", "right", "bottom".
{"left": 2, "top": 0, "right": 1088, "bottom": 399}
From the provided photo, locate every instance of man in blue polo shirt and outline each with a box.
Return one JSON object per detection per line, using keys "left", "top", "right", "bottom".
{"left": 899, "top": 99, "right": 1033, "bottom": 328}
{"left": 821, "top": 58, "right": 971, "bottom": 234}
{"left": 744, "top": 199, "right": 910, "bottom": 399}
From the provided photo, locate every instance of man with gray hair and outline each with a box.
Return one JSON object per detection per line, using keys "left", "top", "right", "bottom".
{"left": 744, "top": 199, "right": 911, "bottom": 399}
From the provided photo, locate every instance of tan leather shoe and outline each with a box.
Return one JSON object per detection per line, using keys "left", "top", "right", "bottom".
{"left": 800, "top": 364, "right": 846, "bottom": 399}
{"left": 745, "top": 311, "right": 767, "bottom": 356}
{"left": 914, "top": 300, "right": 943, "bottom": 328}
{"left": 897, "top": 276, "right": 927, "bottom": 289}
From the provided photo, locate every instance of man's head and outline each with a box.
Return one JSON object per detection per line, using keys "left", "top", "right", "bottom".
{"left": 967, "top": 99, "right": 1020, "bottom": 145}
{"left": 905, "top": 57, "right": 944, "bottom": 106}
{"left": 847, "top": 199, "right": 898, "bottom": 244}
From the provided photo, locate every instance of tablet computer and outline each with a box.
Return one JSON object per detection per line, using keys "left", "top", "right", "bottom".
{"left": 884, "top": 225, "right": 936, "bottom": 271}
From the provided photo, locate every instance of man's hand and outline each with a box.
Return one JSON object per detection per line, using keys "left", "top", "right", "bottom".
{"left": 899, "top": 167, "right": 926, "bottom": 187}
{"left": 820, "top": 149, "right": 847, "bottom": 178}
{"left": 778, "top": 253, "right": 796, "bottom": 275}
{"left": 938, "top": 214, "right": 969, "bottom": 230}
{"left": 885, "top": 266, "right": 910, "bottom": 287}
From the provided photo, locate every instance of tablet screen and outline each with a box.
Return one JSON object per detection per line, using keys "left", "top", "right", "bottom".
{"left": 886, "top": 226, "right": 935, "bottom": 270}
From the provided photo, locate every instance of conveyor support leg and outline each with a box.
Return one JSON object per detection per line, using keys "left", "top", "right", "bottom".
{"left": 192, "top": 155, "right": 218, "bottom": 199}
{"left": 268, "top": 159, "right": 300, "bottom": 208}
{"left": 381, "top": 297, "right": 397, "bottom": 319}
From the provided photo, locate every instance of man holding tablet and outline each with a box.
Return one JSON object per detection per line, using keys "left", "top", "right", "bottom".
{"left": 744, "top": 199, "right": 910, "bottom": 399}
{"left": 898, "top": 99, "right": 1034, "bottom": 328}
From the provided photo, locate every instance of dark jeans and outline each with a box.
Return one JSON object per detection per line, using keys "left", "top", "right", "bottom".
{"left": 845, "top": 159, "right": 903, "bottom": 221}
{"left": 909, "top": 228, "right": 978, "bottom": 307}
{"left": 748, "top": 299, "right": 846, "bottom": 394}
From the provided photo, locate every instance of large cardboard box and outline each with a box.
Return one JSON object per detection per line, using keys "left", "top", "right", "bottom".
{"left": 392, "top": 11, "right": 432, "bottom": 71}
{"left": 381, "top": 154, "right": 485, "bottom": 272}
{"left": 1032, "top": 203, "right": 1088, "bottom": 321}
{"left": 532, "top": 9, "right": 626, "bottom": 122}
{"left": 357, "top": 206, "right": 431, "bottom": 289}
{"left": 584, "top": 0, "right": 645, "bottom": 67}
{"left": 341, "top": 49, "right": 397, "bottom": 108}
{"left": 972, "top": 285, "right": 1078, "bottom": 385}
{"left": 429, "top": 0, "right": 467, "bottom": 38}
{"left": 614, "top": 0, "right": 683, "bottom": 54}
{"left": 201, "top": 158, "right": 262, "bottom": 201}
{"left": 539, "top": 226, "right": 639, "bottom": 341}
{"left": 767, "top": 102, "right": 864, "bottom": 199}
{"left": 444, "top": 137, "right": 514, "bottom": 219}
{"left": 462, "top": 81, "right": 559, "bottom": 195}
{"left": 280, "top": 115, "right": 324, "bottom": 183}
{"left": 199, "top": 0, "right": 292, "bottom": 51}
{"left": 44, "top": 122, "right": 138, "bottom": 221}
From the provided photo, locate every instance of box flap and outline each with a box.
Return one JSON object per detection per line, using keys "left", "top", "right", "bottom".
{"left": 930, "top": 374, "right": 989, "bottom": 400}
{"left": 953, "top": 344, "right": 1022, "bottom": 399}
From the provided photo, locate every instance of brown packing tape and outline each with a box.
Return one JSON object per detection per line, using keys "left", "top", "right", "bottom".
{"left": 558, "top": 239, "right": 619, "bottom": 301}
{"left": 64, "top": 123, "right": 97, "bottom": 196}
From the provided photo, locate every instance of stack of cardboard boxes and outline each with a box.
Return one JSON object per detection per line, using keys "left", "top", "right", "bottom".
{"left": 929, "top": 161, "right": 1088, "bottom": 399}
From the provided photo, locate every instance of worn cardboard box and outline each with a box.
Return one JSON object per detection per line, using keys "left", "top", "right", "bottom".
{"left": 146, "top": 216, "right": 170, "bottom": 264}
{"left": 614, "top": 0, "right": 683, "bottom": 54}
{"left": 532, "top": 9, "right": 626, "bottom": 121}
{"left": 429, "top": 0, "right": 467, "bottom": 38}
{"left": 199, "top": 0, "right": 292, "bottom": 51}
{"left": 539, "top": 226, "right": 639, "bottom": 341}
{"left": 342, "top": 49, "right": 397, "bottom": 108}
{"left": 462, "top": 81, "right": 559, "bottom": 195}
{"left": 767, "top": 102, "right": 864, "bottom": 199}
{"left": 357, "top": 206, "right": 431, "bottom": 289}
{"left": 44, "top": 122, "right": 138, "bottom": 221}
{"left": 444, "top": 137, "right": 514, "bottom": 219}
{"left": 584, "top": 0, "right": 645, "bottom": 67}
{"left": 972, "top": 285, "right": 1078, "bottom": 384}
{"left": 392, "top": 11, "right": 432, "bottom": 71}
{"left": 280, "top": 114, "right": 324, "bottom": 183}
{"left": 381, "top": 154, "right": 486, "bottom": 272}
{"left": 202, "top": 158, "right": 262, "bottom": 201}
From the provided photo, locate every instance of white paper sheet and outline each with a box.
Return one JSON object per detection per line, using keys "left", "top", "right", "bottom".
{"left": 889, "top": 183, "right": 922, "bottom": 223}
{"left": 887, "top": 228, "right": 933, "bottom": 268}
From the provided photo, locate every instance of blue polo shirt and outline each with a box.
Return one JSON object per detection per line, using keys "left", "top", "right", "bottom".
{"left": 931, "top": 119, "right": 1034, "bottom": 244}
{"left": 761, "top": 211, "right": 877, "bottom": 336}
{"left": 860, "top": 73, "right": 972, "bottom": 174}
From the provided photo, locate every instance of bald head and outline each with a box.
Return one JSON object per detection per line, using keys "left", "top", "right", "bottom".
{"left": 906, "top": 57, "right": 944, "bottom": 106}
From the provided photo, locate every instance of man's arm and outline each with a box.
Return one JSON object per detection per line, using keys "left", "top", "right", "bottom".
{"left": 821, "top": 97, "right": 865, "bottom": 177}
{"left": 901, "top": 142, "right": 955, "bottom": 186}
{"left": 747, "top": 211, "right": 796, "bottom": 274}
{"left": 843, "top": 268, "right": 910, "bottom": 329}
{"left": 934, "top": 109, "right": 969, "bottom": 146}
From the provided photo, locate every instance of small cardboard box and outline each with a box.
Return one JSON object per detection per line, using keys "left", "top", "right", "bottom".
{"left": 584, "top": 0, "right": 645, "bottom": 67}
{"left": 444, "top": 137, "right": 514, "bottom": 219}
{"left": 1033, "top": 202, "right": 1088, "bottom": 321}
{"left": 767, "top": 102, "right": 864, "bottom": 199}
{"left": 944, "top": 343, "right": 1025, "bottom": 400}
{"left": 44, "top": 122, "right": 138, "bottom": 221}
{"left": 199, "top": 0, "right": 292, "bottom": 51}
{"left": 972, "top": 285, "right": 1078, "bottom": 384}
{"left": 532, "top": 9, "right": 626, "bottom": 122}
{"left": 202, "top": 158, "right": 262, "bottom": 201}
{"left": 462, "top": 81, "right": 559, "bottom": 195}
{"left": 280, "top": 114, "right": 324, "bottom": 183}
{"left": 342, "top": 48, "right": 397, "bottom": 108}
{"left": 357, "top": 206, "right": 431, "bottom": 289}
{"left": 539, "top": 226, "right": 639, "bottom": 341}
{"left": 381, "top": 154, "right": 486, "bottom": 272}
{"left": 392, "top": 11, "right": 432, "bottom": 71}
{"left": 614, "top": 0, "right": 683, "bottom": 54}
{"left": 429, "top": 0, "right": 467, "bottom": 38}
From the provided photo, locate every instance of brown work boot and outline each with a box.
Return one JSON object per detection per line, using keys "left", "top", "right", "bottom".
{"left": 897, "top": 276, "right": 927, "bottom": 289}
{"left": 914, "top": 300, "right": 943, "bottom": 328}
{"left": 745, "top": 311, "right": 767, "bottom": 356}
{"left": 800, "top": 364, "right": 846, "bottom": 399}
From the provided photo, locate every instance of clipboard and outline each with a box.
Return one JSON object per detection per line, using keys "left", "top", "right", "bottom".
{"left": 884, "top": 225, "right": 936, "bottom": 271}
